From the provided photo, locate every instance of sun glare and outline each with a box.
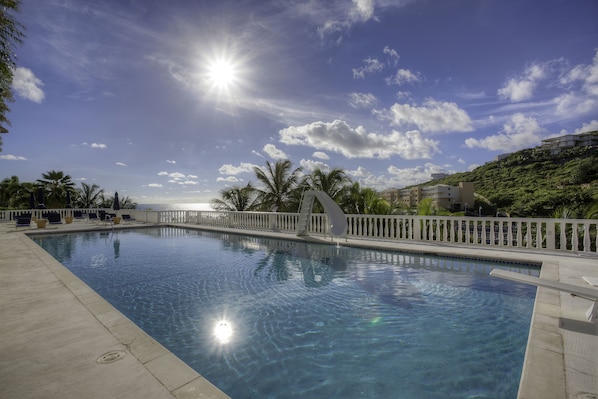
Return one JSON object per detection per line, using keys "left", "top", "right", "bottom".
{"left": 214, "top": 320, "right": 233, "bottom": 344}
{"left": 207, "top": 60, "right": 236, "bottom": 88}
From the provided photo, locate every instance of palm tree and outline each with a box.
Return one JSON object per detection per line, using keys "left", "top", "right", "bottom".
{"left": 253, "top": 160, "right": 303, "bottom": 212}
{"left": 303, "top": 167, "right": 351, "bottom": 201}
{"left": 75, "top": 182, "right": 104, "bottom": 208}
{"left": 0, "top": 0, "right": 25, "bottom": 149}
{"left": 361, "top": 188, "right": 391, "bottom": 215}
{"left": 37, "top": 170, "right": 75, "bottom": 208}
{"left": 211, "top": 183, "right": 257, "bottom": 211}
{"left": 118, "top": 195, "right": 137, "bottom": 209}
{"left": 339, "top": 182, "right": 364, "bottom": 214}
{"left": 0, "top": 175, "right": 20, "bottom": 207}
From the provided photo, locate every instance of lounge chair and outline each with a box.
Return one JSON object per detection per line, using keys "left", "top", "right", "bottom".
{"left": 88, "top": 213, "right": 99, "bottom": 222}
{"left": 15, "top": 216, "right": 31, "bottom": 229}
{"left": 48, "top": 213, "right": 62, "bottom": 224}
{"left": 121, "top": 214, "right": 135, "bottom": 223}
{"left": 73, "top": 211, "right": 85, "bottom": 219}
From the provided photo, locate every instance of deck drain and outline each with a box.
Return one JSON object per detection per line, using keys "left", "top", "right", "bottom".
{"left": 96, "top": 350, "right": 126, "bottom": 364}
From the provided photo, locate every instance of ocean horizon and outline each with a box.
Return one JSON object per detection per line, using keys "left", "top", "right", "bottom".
{"left": 136, "top": 203, "right": 214, "bottom": 211}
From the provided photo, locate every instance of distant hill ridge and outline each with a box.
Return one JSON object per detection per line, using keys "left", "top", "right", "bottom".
{"left": 415, "top": 132, "right": 598, "bottom": 217}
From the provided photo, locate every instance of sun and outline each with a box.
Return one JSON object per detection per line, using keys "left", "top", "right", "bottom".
{"left": 207, "top": 59, "right": 236, "bottom": 89}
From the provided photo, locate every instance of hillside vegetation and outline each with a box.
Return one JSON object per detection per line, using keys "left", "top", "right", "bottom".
{"left": 417, "top": 141, "right": 598, "bottom": 218}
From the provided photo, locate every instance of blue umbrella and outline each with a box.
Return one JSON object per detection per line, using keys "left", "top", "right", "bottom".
{"left": 29, "top": 191, "right": 35, "bottom": 209}
{"left": 113, "top": 192, "right": 120, "bottom": 211}
{"left": 37, "top": 188, "right": 46, "bottom": 209}
{"left": 65, "top": 191, "right": 72, "bottom": 208}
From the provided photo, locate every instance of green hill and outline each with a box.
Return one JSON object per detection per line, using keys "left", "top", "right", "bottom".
{"left": 415, "top": 139, "right": 598, "bottom": 217}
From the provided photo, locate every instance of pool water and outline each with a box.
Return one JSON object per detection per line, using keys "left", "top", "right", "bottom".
{"left": 33, "top": 227, "right": 537, "bottom": 399}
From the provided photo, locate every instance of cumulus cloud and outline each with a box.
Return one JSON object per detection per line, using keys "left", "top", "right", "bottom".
{"left": 0, "top": 154, "right": 27, "bottom": 160}
{"left": 384, "top": 100, "right": 473, "bottom": 133}
{"left": 218, "top": 162, "right": 257, "bottom": 175}
{"left": 348, "top": 92, "right": 378, "bottom": 108}
{"left": 352, "top": 58, "right": 385, "bottom": 79}
{"left": 263, "top": 143, "right": 288, "bottom": 159}
{"left": 498, "top": 63, "right": 549, "bottom": 102}
{"left": 115, "top": 162, "right": 127, "bottom": 166}
{"left": 12, "top": 67, "right": 45, "bottom": 103}
{"left": 465, "top": 113, "right": 544, "bottom": 152}
{"left": 279, "top": 119, "right": 440, "bottom": 160}
{"left": 147, "top": 183, "right": 163, "bottom": 188}
{"left": 386, "top": 69, "right": 422, "bottom": 85}
{"left": 574, "top": 120, "right": 598, "bottom": 134}
{"left": 166, "top": 160, "right": 176, "bottom": 164}
{"left": 90, "top": 143, "right": 107, "bottom": 149}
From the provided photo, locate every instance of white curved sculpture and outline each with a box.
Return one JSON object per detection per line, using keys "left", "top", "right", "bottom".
{"left": 296, "top": 191, "right": 347, "bottom": 238}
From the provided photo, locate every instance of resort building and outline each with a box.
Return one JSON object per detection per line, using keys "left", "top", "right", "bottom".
{"left": 384, "top": 181, "right": 475, "bottom": 211}
{"left": 541, "top": 130, "right": 598, "bottom": 155}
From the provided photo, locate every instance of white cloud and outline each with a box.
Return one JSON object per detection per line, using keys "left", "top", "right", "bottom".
{"left": 383, "top": 46, "right": 399, "bottom": 65}
{"left": 218, "top": 162, "right": 257, "bottom": 175}
{"left": 497, "top": 79, "right": 535, "bottom": 102}
{"left": 300, "top": 158, "right": 329, "bottom": 172}
{"left": 574, "top": 120, "right": 598, "bottom": 134}
{"left": 385, "top": 100, "right": 473, "bottom": 133}
{"left": 553, "top": 92, "right": 598, "bottom": 117}
{"left": 147, "top": 183, "right": 163, "bottom": 188}
{"left": 0, "top": 154, "right": 27, "bottom": 160}
{"left": 263, "top": 143, "right": 288, "bottom": 159}
{"left": 314, "top": 0, "right": 382, "bottom": 38}
{"left": 279, "top": 119, "right": 441, "bottom": 160}
{"left": 386, "top": 69, "right": 422, "bottom": 85}
{"left": 498, "top": 63, "right": 550, "bottom": 103}
{"left": 312, "top": 151, "right": 329, "bottom": 160}
{"left": 352, "top": 58, "right": 385, "bottom": 79}
{"left": 216, "top": 176, "right": 240, "bottom": 182}
{"left": 560, "top": 50, "right": 598, "bottom": 96}
{"left": 158, "top": 171, "right": 169, "bottom": 176}
{"left": 90, "top": 143, "right": 107, "bottom": 149}
{"left": 465, "top": 113, "right": 544, "bottom": 152}
{"left": 166, "top": 160, "right": 176, "bottom": 164}
{"left": 12, "top": 67, "right": 45, "bottom": 103}
{"left": 115, "top": 162, "right": 127, "bottom": 166}
{"left": 168, "top": 172, "right": 186, "bottom": 180}
{"left": 345, "top": 162, "right": 452, "bottom": 191}
{"left": 348, "top": 92, "right": 378, "bottom": 108}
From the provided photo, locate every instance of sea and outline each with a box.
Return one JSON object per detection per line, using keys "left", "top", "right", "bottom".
{"left": 136, "top": 203, "right": 214, "bottom": 211}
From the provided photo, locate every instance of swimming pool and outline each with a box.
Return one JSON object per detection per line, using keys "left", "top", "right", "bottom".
{"left": 33, "top": 227, "right": 537, "bottom": 399}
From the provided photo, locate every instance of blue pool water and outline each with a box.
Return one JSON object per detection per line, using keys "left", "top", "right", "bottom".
{"left": 33, "top": 227, "right": 537, "bottom": 399}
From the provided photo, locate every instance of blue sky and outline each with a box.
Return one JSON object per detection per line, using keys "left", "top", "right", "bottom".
{"left": 2, "top": 0, "right": 598, "bottom": 204}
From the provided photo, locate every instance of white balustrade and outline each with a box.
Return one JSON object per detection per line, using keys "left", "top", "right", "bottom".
{"left": 3, "top": 208, "right": 596, "bottom": 254}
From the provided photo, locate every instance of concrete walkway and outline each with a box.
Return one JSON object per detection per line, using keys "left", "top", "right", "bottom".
{"left": 1, "top": 219, "right": 597, "bottom": 398}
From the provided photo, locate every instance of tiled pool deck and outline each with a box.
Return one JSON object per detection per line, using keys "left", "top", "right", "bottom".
{"left": 1, "top": 220, "right": 596, "bottom": 398}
